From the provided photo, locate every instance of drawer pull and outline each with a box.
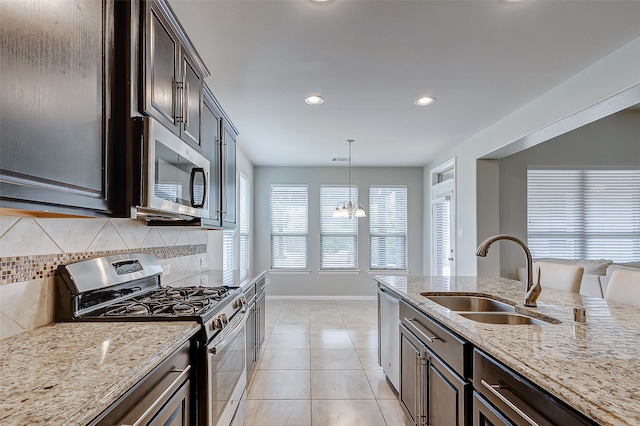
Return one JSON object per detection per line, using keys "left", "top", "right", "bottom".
{"left": 480, "top": 379, "right": 539, "bottom": 426}
{"left": 405, "top": 317, "right": 441, "bottom": 343}
{"left": 122, "top": 365, "right": 191, "bottom": 426}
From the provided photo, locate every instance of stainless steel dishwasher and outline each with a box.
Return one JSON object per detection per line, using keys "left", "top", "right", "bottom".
{"left": 378, "top": 284, "right": 400, "bottom": 392}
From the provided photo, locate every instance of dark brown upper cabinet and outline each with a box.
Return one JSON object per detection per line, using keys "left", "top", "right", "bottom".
{"left": 142, "top": 0, "right": 208, "bottom": 151}
{"left": 201, "top": 86, "right": 238, "bottom": 229}
{"left": 0, "top": 0, "right": 115, "bottom": 216}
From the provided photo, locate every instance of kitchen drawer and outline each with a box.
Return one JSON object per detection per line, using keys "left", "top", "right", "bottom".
{"left": 473, "top": 349, "right": 597, "bottom": 426}
{"left": 400, "top": 300, "right": 469, "bottom": 378}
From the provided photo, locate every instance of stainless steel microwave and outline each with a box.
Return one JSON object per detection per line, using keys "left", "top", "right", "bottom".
{"left": 137, "top": 117, "right": 210, "bottom": 221}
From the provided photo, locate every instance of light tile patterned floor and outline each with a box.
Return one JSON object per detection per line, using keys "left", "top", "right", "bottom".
{"left": 245, "top": 299, "right": 412, "bottom": 426}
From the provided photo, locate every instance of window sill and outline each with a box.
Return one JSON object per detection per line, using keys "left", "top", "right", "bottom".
{"left": 269, "top": 269, "right": 310, "bottom": 275}
{"left": 318, "top": 270, "right": 361, "bottom": 274}
{"left": 368, "top": 269, "right": 409, "bottom": 275}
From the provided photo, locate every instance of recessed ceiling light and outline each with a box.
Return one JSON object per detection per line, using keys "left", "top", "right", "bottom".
{"left": 305, "top": 95, "right": 324, "bottom": 105}
{"left": 415, "top": 96, "right": 436, "bottom": 106}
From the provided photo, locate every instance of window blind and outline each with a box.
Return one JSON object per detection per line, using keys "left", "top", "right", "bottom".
{"left": 432, "top": 196, "right": 451, "bottom": 276}
{"left": 270, "top": 184, "right": 308, "bottom": 269}
{"left": 527, "top": 169, "right": 640, "bottom": 262}
{"left": 369, "top": 186, "right": 407, "bottom": 270}
{"left": 320, "top": 185, "right": 358, "bottom": 269}
{"left": 222, "top": 229, "right": 235, "bottom": 285}
{"left": 239, "top": 173, "right": 250, "bottom": 282}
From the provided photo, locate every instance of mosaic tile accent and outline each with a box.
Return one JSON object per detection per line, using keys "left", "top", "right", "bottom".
{"left": 0, "top": 244, "right": 206, "bottom": 286}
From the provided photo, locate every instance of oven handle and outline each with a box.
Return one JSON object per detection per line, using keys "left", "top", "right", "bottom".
{"left": 121, "top": 365, "right": 191, "bottom": 426}
{"left": 208, "top": 309, "right": 247, "bottom": 354}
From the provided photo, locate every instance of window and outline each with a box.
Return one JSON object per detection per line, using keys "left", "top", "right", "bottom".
{"left": 432, "top": 195, "right": 452, "bottom": 276}
{"left": 222, "top": 229, "right": 235, "bottom": 285}
{"left": 430, "top": 158, "right": 456, "bottom": 276}
{"left": 370, "top": 186, "right": 407, "bottom": 270}
{"left": 527, "top": 169, "right": 640, "bottom": 262}
{"left": 239, "top": 173, "right": 250, "bottom": 282}
{"left": 270, "top": 184, "right": 308, "bottom": 270}
{"left": 320, "top": 185, "right": 358, "bottom": 269}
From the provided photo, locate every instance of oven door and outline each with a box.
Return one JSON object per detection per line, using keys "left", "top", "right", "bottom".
{"left": 206, "top": 309, "right": 247, "bottom": 426}
{"left": 140, "top": 117, "right": 210, "bottom": 220}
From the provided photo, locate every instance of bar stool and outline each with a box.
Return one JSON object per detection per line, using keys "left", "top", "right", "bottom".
{"left": 604, "top": 269, "right": 640, "bottom": 307}
{"left": 535, "top": 262, "right": 584, "bottom": 293}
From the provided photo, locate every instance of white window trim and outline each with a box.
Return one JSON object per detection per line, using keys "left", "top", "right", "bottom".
{"left": 320, "top": 184, "right": 359, "bottom": 271}
{"left": 430, "top": 157, "right": 456, "bottom": 277}
{"left": 369, "top": 185, "right": 408, "bottom": 271}
{"left": 270, "top": 184, "right": 309, "bottom": 270}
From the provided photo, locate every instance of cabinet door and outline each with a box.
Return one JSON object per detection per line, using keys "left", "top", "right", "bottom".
{"left": 400, "top": 326, "right": 424, "bottom": 426}
{"left": 427, "top": 350, "right": 468, "bottom": 426}
{"left": 222, "top": 123, "right": 237, "bottom": 227}
{"left": 144, "top": 1, "right": 180, "bottom": 134}
{"left": 148, "top": 380, "right": 191, "bottom": 426}
{"left": 472, "top": 391, "right": 512, "bottom": 426}
{"left": 202, "top": 94, "right": 222, "bottom": 226}
{"left": 0, "top": 0, "right": 112, "bottom": 215}
{"left": 245, "top": 307, "right": 257, "bottom": 376}
{"left": 256, "top": 291, "right": 266, "bottom": 354}
{"left": 180, "top": 51, "right": 202, "bottom": 148}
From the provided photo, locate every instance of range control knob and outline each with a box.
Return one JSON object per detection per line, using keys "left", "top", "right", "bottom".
{"left": 212, "top": 318, "right": 223, "bottom": 330}
{"left": 220, "top": 313, "right": 228, "bottom": 325}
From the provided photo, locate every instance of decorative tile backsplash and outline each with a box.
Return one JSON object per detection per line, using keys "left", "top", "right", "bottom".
{"left": 0, "top": 245, "right": 206, "bottom": 286}
{"left": 0, "top": 216, "right": 217, "bottom": 339}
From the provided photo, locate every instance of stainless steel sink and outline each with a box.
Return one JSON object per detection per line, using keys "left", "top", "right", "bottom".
{"left": 458, "top": 312, "right": 548, "bottom": 325}
{"left": 424, "top": 295, "right": 515, "bottom": 312}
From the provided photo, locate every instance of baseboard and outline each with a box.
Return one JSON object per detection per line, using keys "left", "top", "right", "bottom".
{"left": 265, "top": 295, "right": 377, "bottom": 301}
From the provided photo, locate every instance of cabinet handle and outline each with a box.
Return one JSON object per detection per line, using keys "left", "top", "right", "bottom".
{"left": 184, "top": 80, "right": 189, "bottom": 127}
{"left": 480, "top": 379, "right": 540, "bottom": 426}
{"left": 404, "top": 317, "right": 441, "bottom": 343}
{"left": 121, "top": 365, "right": 191, "bottom": 426}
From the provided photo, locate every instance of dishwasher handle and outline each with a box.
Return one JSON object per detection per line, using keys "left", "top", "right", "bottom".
{"left": 378, "top": 287, "right": 400, "bottom": 305}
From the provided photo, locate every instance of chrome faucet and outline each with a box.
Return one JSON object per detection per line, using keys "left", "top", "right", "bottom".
{"left": 476, "top": 234, "right": 541, "bottom": 307}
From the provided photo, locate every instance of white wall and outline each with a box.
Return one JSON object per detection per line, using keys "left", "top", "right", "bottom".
{"left": 254, "top": 166, "right": 423, "bottom": 297}
{"left": 423, "top": 36, "right": 640, "bottom": 277}
{"left": 498, "top": 110, "right": 640, "bottom": 278}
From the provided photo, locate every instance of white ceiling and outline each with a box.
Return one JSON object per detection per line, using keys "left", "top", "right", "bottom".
{"left": 170, "top": 0, "right": 640, "bottom": 167}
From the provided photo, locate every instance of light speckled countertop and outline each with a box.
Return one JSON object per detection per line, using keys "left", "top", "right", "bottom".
{"left": 374, "top": 275, "right": 640, "bottom": 426}
{"left": 0, "top": 321, "right": 200, "bottom": 426}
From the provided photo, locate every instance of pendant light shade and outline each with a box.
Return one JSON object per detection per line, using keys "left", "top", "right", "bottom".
{"left": 332, "top": 139, "right": 366, "bottom": 219}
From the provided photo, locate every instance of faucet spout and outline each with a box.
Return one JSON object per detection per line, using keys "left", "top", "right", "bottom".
{"left": 475, "top": 234, "right": 540, "bottom": 307}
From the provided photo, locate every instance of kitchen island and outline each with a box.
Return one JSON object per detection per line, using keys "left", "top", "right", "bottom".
{"left": 0, "top": 321, "right": 200, "bottom": 426}
{"left": 375, "top": 275, "right": 640, "bottom": 426}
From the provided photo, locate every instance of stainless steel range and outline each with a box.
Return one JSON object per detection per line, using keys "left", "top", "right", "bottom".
{"left": 55, "top": 253, "right": 248, "bottom": 426}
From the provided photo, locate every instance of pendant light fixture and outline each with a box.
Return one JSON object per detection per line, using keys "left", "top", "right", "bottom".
{"left": 333, "top": 139, "right": 366, "bottom": 219}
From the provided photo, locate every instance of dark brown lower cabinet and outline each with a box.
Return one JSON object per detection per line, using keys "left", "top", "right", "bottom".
{"left": 473, "top": 391, "right": 512, "bottom": 426}
{"left": 400, "top": 322, "right": 468, "bottom": 426}
{"left": 89, "top": 341, "right": 193, "bottom": 426}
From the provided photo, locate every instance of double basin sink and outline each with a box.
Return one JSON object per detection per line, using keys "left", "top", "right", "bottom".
{"left": 423, "top": 295, "right": 553, "bottom": 325}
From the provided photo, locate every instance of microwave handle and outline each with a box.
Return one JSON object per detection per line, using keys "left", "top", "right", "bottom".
{"left": 190, "top": 167, "right": 207, "bottom": 208}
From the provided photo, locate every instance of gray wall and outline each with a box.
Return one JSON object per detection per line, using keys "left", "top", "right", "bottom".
{"left": 423, "top": 36, "right": 640, "bottom": 277}
{"left": 254, "top": 166, "right": 423, "bottom": 297}
{"left": 498, "top": 110, "right": 640, "bottom": 278}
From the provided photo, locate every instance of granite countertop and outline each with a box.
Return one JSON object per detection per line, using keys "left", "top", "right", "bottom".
{"left": 0, "top": 321, "right": 200, "bottom": 426}
{"left": 374, "top": 275, "right": 640, "bottom": 426}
